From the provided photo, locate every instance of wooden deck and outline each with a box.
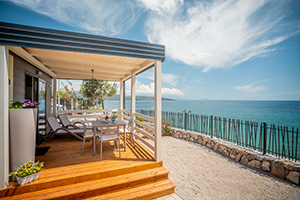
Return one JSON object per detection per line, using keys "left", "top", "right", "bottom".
{"left": 0, "top": 135, "right": 175, "bottom": 199}
{"left": 36, "top": 134, "right": 155, "bottom": 168}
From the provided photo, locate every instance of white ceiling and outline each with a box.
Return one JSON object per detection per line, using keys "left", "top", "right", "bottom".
{"left": 9, "top": 46, "right": 155, "bottom": 81}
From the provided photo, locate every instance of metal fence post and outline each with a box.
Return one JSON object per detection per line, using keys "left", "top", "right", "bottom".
{"left": 184, "top": 112, "right": 187, "bottom": 131}
{"left": 263, "top": 122, "right": 267, "bottom": 154}
{"left": 210, "top": 115, "right": 213, "bottom": 138}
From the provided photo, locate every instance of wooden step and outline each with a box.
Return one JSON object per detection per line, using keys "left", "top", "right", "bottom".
{"left": 1, "top": 167, "right": 171, "bottom": 200}
{"left": 84, "top": 179, "right": 176, "bottom": 200}
{"left": 2, "top": 161, "right": 162, "bottom": 197}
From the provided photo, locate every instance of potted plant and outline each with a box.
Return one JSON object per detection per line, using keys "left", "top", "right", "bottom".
{"left": 10, "top": 160, "right": 44, "bottom": 185}
{"left": 9, "top": 99, "right": 39, "bottom": 172}
{"left": 162, "top": 121, "right": 171, "bottom": 136}
{"left": 111, "top": 114, "right": 118, "bottom": 122}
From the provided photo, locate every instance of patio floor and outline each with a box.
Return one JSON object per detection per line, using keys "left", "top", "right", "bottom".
{"left": 1, "top": 135, "right": 175, "bottom": 199}
{"left": 36, "top": 134, "right": 155, "bottom": 168}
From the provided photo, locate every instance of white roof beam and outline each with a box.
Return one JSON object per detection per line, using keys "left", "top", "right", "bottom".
{"left": 8, "top": 46, "right": 57, "bottom": 77}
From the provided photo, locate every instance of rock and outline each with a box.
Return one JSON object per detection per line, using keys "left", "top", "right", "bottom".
{"left": 230, "top": 153, "right": 236, "bottom": 160}
{"left": 240, "top": 155, "right": 248, "bottom": 165}
{"left": 255, "top": 156, "right": 263, "bottom": 161}
{"left": 220, "top": 145, "right": 226, "bottom": 151}
{"left": 202, "top": 137, "right": 207, "bottom": 142}
{"left": 190, "top": 137, "right": 195, "bottom": 142}
{"left": 247, "top": 160, "right": 261, "bottom": 169}
{"left": 240, "top": 151, "right": 245, "bottom": 155}
{"left": 286, "top": 171, "right": 300, "bottom": 184}
{"left": 235, "top": 153, "right": 242, "bottom": 162}
{"left": 206, "top": 143, "right": 211, "bottom": 148}
{"left": 217, "top": 147, "right": 223, "bottom": 153}
{"left": 248, "top": 153, "right": 256, "bottom": 161}
{"left": 271, "top": 163, "right": 285, "bottom": 179}
{"left": 230, "top": 149, "right": 238, "bottom": 156}
{"left": 202, "top": 140, "right": 207, "bottom": 146}
{"left": 262, "top": 161, "right": 271, "bottom": 172}
{"left": 197, "top": 137, "right": 202, "bottom": 144}
{"left": 213, "top": 144, "right": 218, "bottom": 151}
{"left": 223, "top": 150, "right": 229, "bottom": 157}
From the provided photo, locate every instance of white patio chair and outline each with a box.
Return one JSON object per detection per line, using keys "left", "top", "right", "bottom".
{"left": 97, "top": 125, "right": 121, "bottom": 161}
{"left": 81, "top": 131, "right": 99, "bottom": 155}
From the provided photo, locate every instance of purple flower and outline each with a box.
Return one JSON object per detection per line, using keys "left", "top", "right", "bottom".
{"left": 27, "top": 99, "right": 31, "bottom": 103}
{"left": 37, "top": 105, "right": 39, "bottom": 108}
{"left": 30, "top": 103, "right": 34, "bottom": 106}
{"left": 22, "top": 103, "right": 28, "bottom": 107}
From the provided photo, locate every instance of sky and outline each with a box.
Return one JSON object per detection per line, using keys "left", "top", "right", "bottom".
{"left": 0, "top": 0, "right": 300, "bottom": 100}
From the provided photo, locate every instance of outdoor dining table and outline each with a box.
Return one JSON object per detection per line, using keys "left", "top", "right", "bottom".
{"left": 91, "top": 120, "right": 127, "bottom": 156}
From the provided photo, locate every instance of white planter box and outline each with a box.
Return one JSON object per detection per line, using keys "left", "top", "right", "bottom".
{"left": 17, "top": 172, "right": 40, "bottom": 186}
{"left": 9, "top": 108, "right": 37, "bottom": 171}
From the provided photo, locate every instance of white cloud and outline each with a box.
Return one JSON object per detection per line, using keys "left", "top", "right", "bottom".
{"left": 162, "top": 73, "right": 178, "bottom": 86}
{"left": 138, "top": 0, "right": 183, "bottom": 14}
{"left": 162, "top": 87, "right": 185, "bottom": 96}
{"left": 141, "top": 0, "right": 297, "bottom": 71}
{"left": 140, "top": 70, "right": 179, "bottom": 86}
{"left": 234, "top": 82, "right": 266, "bottom": 93}
{"left": 135, "top": 81, "right": 184, "bottom": 96}
{"left": 10, "top": 0, "right": 143, "bottom": 36}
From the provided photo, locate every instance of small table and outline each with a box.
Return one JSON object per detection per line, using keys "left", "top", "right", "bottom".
{"left": 91, "top": 120, "right": 127, "bottom": 156}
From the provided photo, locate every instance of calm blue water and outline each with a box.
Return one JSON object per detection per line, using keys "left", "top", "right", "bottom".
{"left": 103, "top": 100, "right": 300, "bottom": 129}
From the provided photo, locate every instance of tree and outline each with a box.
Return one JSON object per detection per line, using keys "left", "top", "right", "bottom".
{"left": 57, "top": 80, "right": 80, "bottom": 109}
{"left": 80, "top": 80, "right": 118, "bottom": 109}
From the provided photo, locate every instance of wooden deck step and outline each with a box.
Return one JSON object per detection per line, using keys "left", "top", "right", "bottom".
{"left": 1, "top": 167, "right": 173, "bottom": 200}
{"left": 84, "top": 179, "right": 176, "bottom": 200}
{"left": 2, "top": 161, "right": 162, "bottom": 197}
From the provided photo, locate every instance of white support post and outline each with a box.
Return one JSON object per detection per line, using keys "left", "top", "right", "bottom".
{"left": 119, "top": 80, "right": 124, "bottom": 120}
{"left": 154, "top": 60, "right": 162, "bottom": 162}
{"left": 53, "top": 77, "right": 57, "bottom": 117}
{"left": 131, "top": 73, "right": 136, "bottom": 150}
{"left": 0, "top": 46, "right": 10, "bottom": 189}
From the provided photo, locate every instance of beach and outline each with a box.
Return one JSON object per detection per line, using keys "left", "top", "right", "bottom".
{"left": 162, "top": 137, "right": 300, "bottom": 200}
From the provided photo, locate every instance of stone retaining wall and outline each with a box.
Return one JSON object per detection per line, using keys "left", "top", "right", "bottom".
{"left": 170, "top": 127, "right": 300, "bottom": 185}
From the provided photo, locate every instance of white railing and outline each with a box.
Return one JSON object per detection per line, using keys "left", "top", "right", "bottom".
{"left": 59, "top": 109, "right": 157, "bottom": 156}
{"left": 57, "top": 109, "right": 115, "bottom": 122}
{"left": 120, "top": 109, "right": 155, "bottom": 152}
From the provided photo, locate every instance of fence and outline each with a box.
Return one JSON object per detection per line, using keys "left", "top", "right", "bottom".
{"left": 137, "top": 109, "right": 300, "bottom": 162}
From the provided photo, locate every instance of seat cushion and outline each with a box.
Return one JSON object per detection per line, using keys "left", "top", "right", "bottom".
{"left": 84, "top": 131, "right": 97, "bottom": 138}
{"left": 56, "top": 128, "right": 85, "bottom": 135}
{"left": 99, "top": 133, "right": 119, "bottom": 141}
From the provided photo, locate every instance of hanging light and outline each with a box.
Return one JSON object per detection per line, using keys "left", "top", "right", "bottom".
{"left": 90, "top": 69, "right": 95, "bottom": 85}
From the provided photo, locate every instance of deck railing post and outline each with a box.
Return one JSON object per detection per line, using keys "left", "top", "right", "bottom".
{"left": 263, "top": 122, "right": 267, "bottom": 155}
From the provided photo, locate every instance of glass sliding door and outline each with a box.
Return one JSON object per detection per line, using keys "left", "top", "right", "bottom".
{"left": 38, "top": 79, "right": 46, "bottom": 136}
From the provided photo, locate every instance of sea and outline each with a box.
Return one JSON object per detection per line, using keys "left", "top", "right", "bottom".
{"left": 103, "top": 100, "right": 300, "bottom": 129}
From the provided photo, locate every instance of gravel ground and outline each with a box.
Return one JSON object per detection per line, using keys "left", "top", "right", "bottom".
{"left": 161, "top": 136, "right": 300, "bottom": 200}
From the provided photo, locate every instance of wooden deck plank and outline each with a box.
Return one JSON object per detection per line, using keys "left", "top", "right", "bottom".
{"left": 84, "top": 179, "right": 175, "bottom": 200}
{"left": 0, "top": 135, "right": 175, "bottom": 200}
{"left": 2, "top": 167, "right": 169, "bottom": 200}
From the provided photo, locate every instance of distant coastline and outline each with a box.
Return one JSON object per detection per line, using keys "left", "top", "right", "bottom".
{"left": 106, "top": 95, "right": 175, "bottom": 101}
